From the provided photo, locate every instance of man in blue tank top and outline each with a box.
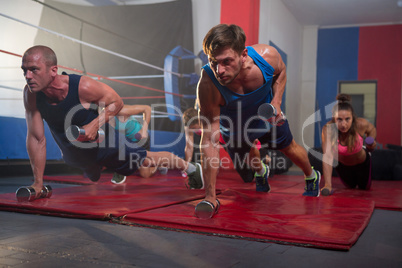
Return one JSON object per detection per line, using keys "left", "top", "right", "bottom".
{"left": 21, "top": 45, "right": 202, "bottom": 197}
{"left": 192, "top": 24, "right": 321, "bottom": 215}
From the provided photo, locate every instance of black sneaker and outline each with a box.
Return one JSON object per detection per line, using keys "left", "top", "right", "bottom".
{"left": 186, "top": 163, "right": 204, "bottom": 189}
{"left": 255, "top": 162, "right": 271, "bottom": 192}
{"left": 303, "top": 168, "right": 321, "bottom": 197}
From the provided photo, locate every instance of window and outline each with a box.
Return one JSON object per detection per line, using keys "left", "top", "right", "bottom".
{"left": 338, "top": 81, "right": 377, "bottom": 126}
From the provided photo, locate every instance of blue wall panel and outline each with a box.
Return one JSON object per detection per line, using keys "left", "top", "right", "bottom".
{"left": 315, "top": 27, "right": 359, "bottom": 147}
{"left": 0, "top": 117, "right": 62, "bottom": 160}
{"left": 0, "top": 117, "right": 185, "bottom": 162}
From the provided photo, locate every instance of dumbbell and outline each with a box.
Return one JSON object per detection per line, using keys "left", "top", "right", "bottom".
{"left": 194, "top": 199, "right": 220, "bottom": 219}
{"left": 16, "top": 185, "right": 52, "bottom": 202}
{"left": 257, "top": 103, "right": 286, "bottom": 126}
{"left": 66, "top": 125, "right": 105, "bottom": 143}
{"left": 365, "top": 136, "right": 374, "bottom": 145}
{"left": 134, "top": 132, "right": 142, "bottom": 140}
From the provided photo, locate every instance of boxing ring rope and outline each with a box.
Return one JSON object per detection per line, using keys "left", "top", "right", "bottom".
{"left": 0, "top": 48, "right": 184, "bottom": 119}
{"left": 31, "top": 0, "right": 167, "bottom": 59}
{"left": 0, "top": 13, "right": 183, "bottom": 77}
{"left": 0, "top": 11, "right": 200, "bottom": 120}
{"left": 0, "top": 48, "right": 184, "bottom": 97}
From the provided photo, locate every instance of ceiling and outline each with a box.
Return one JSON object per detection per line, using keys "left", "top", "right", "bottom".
{"left": 281, "top": 0, "right": 402, "bottom": 27}
{"left": 51, "top": 0, "right": 402, "bottom": 27}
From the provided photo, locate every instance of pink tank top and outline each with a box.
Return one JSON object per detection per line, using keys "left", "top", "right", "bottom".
{"left": 337, "top": 134, "right": 363, "bottom": 156}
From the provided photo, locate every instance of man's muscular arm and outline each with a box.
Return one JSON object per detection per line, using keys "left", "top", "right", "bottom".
{"left": 24, "top": 86, "right": 47, "bottom": 196}
{"left": 78, "top": 76, "right": 124, "bottom": 140}
{"left": 254, "top": 44, "right": 287, "bottom": 116}
{"left": 198, "top": 70, "right": 223, "bottom": 206}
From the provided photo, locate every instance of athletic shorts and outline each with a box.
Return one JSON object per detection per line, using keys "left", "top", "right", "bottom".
{"left": 335, "top": 149, "right": 372, "bottom": 190}
{"left": 63, "top": 124, "right": 147, "bottom": 178}
{"left": 221, "top": 120, "right": 293, "bottom": 182}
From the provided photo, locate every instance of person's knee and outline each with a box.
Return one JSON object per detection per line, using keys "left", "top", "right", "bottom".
{"left": 139, "top": 167, "right": 152, "bottom": 178}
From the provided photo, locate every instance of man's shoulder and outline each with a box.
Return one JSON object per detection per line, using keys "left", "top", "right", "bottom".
{"left": 250, "top": 44, "right": 278, "bottom": 60}
{"left": 199, "top": 69, "right": 214, "bottom": 86}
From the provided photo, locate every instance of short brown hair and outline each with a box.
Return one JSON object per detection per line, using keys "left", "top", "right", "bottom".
{"left": 203, "top": 24, "right": 246, "bottom": 56}
{"left": 182, "top": 108, "right": 198, "bottom": 127}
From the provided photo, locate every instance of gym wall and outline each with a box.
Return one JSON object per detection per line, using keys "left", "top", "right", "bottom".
{"left": 315, "top": 24, "right": 402, "bottom": 148}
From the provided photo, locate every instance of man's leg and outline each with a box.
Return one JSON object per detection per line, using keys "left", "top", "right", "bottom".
{"left": 138, "top": 165, "right": 159, "bottom": 178}
{"left": 280, "top": 139, "right": 312, "bottom": 175}
{"left": 222, "top": 139, "right": 254, "bottom": 183}
{"left": 280, "top": 139, "right": 321, "bottom": 196}
{"left": 144, "top": 151, "right": 203, "bottom": 189}
{"left": 249, "top": 139, "right": 270, "bottom": 192}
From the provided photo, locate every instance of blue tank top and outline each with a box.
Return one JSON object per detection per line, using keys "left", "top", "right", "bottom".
{"left": 202, "top": 46, "right": 275, "bottom": 141}
{"left": 36, "top": 74, "right": 99, "bottom": 165}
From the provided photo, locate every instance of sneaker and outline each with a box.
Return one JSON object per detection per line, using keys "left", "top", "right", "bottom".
{"left": 158, "top": 166, "right": 168, "bottom": 175}
{"left": 255, "top": 162, "right": 271, "bottom": 192}
{"left": 303, "top": 168, "right": 321, "bottom": 197}
{"left": 186, "top": 163, "right": 204, "bottom": 189}
{"left": 111, "top": 172, "right": 127, "bottom": 184}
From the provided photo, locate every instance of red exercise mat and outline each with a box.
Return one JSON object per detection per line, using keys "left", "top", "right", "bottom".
{"left": 120, "top": 189, "right": 374, "bottom": 250}
{"left": 0, "top": 182, "right": 208, "bottom": 220}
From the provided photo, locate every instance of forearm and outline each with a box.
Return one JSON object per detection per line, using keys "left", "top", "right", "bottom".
{"left": 184, "top": 145, "right": 194, "bottom": 163}
{"left": 27, "top": 135, "right": 46, "bottom": 187}
{"left": 322, "top": 155, "right": 334, "bottom": 189}
{"left": 84, "top": 100, "right": 123, "bottom": 140}
{"left": 92, "top": 101, "right": 123, "bottom": 128}
{"left": 201, "top": 141, "right": 220, "bottom": 200}
{"left": 367, "top": 128, "right": 377, "bottom": 139}
{"left": 271, "top": 71, "right": 286, "bottom": 108}
{"left": 142, "top": 106, "right": 152, "bottom": 132}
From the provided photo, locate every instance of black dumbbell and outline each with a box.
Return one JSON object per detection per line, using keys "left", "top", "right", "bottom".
{"left": 257, "top": 103, "right": 286, "bottom": 126}
{"left": 66, "top": 125, "right": 105, "bottom": 143}
{"left": 16, "top": 185, "right": 52, "bottom": 202}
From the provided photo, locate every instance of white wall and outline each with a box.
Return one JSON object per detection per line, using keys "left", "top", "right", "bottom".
{"left": 259, "top": 0, "right": 306, "bottom": 144}
{"left": 300, "top": 26, "right": 318, "bottom": 149}
{"left": 191, "top": 0, "right": 317, "bottom": 145}
{"left": 0, "top": 0, "right": 44, "bottom": 119}
{"left": 191, "top": 0, "right": 221, "bottom": 72}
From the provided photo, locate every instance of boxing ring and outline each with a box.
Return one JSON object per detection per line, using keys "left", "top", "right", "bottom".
{"left": 1, "top": 7, "right": 402, "bottom": 252}
{"left": 0, "top": 8, "right": 208, "bottom": 159}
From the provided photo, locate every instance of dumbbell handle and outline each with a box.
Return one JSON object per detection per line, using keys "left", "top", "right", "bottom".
{"left": 16, "top": 185, "right": 52, "bottom": 202}
{"left": 67, "top": 125, "right": 105, "bottom": 143}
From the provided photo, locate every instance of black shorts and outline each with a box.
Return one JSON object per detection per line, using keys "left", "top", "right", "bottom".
{"left": 63, "top": 124, "right": 147, "bottom": 177}
{"left": 96, "top": 126, "right": 147, "bottom": 176}
{"left": 335, "top": 149, "right": 372, "bottom": 190}
{"left": 221, "top": 120, "right": 293, "bottom": 182}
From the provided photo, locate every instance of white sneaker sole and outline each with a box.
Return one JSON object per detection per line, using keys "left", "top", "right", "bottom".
{"left": 111, "top": 174, "right": 127, "bottom": 184}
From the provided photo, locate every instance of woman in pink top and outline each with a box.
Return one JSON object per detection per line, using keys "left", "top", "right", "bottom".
{"left": 321, "top": 94, "right": 377, "bottom": 195}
